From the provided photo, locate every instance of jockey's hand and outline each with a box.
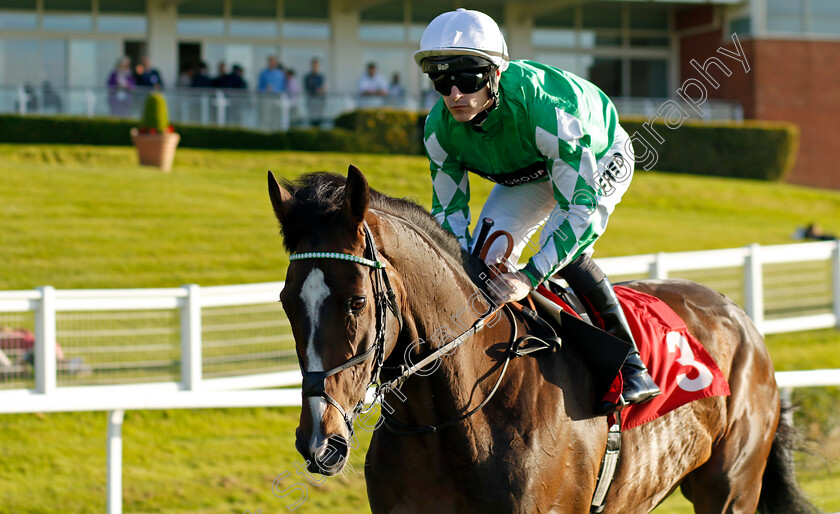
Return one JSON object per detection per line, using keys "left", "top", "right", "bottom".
{"left": 486, "top": 270, "right": 533, "bottom": 306}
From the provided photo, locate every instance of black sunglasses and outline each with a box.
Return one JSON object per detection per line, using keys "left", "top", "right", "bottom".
{"left": 428, "top": 68, "right": 491, "bottom": 95}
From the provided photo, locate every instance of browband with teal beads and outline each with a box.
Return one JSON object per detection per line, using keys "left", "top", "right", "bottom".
{"left": 289, "top": 252, "right": 385, "bottom": 269}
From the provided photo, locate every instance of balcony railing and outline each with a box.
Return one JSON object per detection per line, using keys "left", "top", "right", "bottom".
{"left": 1, "top": 83, "right": 744, "bottom": 132}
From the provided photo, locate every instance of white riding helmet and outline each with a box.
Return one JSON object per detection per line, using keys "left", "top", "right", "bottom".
{"left": 414, "top": 8, "right": 509, "bottom": 72}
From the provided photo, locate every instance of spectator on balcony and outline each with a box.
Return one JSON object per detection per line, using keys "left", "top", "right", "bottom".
{"left": 285, "top": 68, "right": 305, "bottom": 126}
{"left": 356, "top": 61, "right": 388, "bottom": 108}
{"left": 387, "top": 72, "right": 406, "bottom": 106}
{"left": 177, "top": 63, "right": 194, "bottom": 88}
{"left": 211, "top": 61, "right": 228, "bottom": 88}
{"left": 304, "top": 57, "right": 326, "bottom": 127}
{"left": 107, "top": 56, "right": 135, "bottom": 117}
{"left": 258, "top": 55, "right": 286, "bottom": 93}
{"left": 224, "top": 64, "right": 248, "bottom": 90}
{"left": 224, "top": 64, "right": 248, "bottom": 126}
{"left": 191, "top": 61, "right": 212, "bottom": 88}
{"left": 135, "top": 56, "right": 164, "bottom": 90}
{"left": 42, "top": 81, "right": 62, "bottom": 113}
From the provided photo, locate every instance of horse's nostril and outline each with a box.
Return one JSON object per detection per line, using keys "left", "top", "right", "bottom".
{"left": 315, "top": 435, "right": 349, "bottom": 474}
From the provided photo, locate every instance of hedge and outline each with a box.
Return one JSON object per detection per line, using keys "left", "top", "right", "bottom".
{"left": 0, "top": 114, "right": 366, "bottom": 153}
{"left": 335, "top": 111, "right": 799, "bottom": 181}
{"left": 620, "top": 117, "right": 799, "bottom": 182}
{"left": 0, "top": 112, "right": 799, "bottom": 181}
{"left": 333, "top": 109, "right": 424, "bottom": 155}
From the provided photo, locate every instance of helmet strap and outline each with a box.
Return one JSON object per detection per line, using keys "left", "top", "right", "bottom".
{"left": 469, "top": 68, "right": 500, "bottom": 127}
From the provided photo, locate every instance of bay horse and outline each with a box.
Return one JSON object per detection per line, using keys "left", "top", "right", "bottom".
{"left": 268, "top": 166, "right": 816, "bottom": 513}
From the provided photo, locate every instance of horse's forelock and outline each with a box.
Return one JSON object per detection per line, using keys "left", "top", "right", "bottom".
{"left": 277, "top": 170, "right": 484, "bottom": 280}
{"left": 278, "top": 172, "right": 346, "bottom": 252}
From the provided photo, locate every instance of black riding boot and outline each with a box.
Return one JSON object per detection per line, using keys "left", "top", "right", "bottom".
{"left": 581, "top": 278, "right": 662, "bottom": 415}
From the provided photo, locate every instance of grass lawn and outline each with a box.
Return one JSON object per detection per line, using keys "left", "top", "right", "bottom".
{"left": 1, "top": 144, "right": 839, "bottom": 513}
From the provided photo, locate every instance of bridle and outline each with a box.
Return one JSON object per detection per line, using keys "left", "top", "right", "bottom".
{"left": 288, "top": 221, "right": 401, "bottom": 436}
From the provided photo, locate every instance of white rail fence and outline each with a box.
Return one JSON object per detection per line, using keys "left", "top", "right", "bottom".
{"left": 1, "top": 240, "right": 839, "bottom": 403}
{"left": 1, "top": 241, "right": 839, "bottom": 513}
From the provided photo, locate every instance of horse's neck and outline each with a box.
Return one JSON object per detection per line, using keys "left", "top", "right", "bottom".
{"left": 377, "top": 213, "right": 490, "bottom": 338}
{"left": 377, "top": 214, "right": 517, "bottom": 426}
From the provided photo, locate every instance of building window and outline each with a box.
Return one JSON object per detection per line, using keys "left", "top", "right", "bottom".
{"left": 0, "top": 0, "right": 37, "bottom": 30}
{"left": 177, "top": 0, "right": 224, "bottom": 35}
{"left": 630, "top": 59, "right": 668, "bottom": 98}
{"left": 360, "top": 23, "right": 405, "bottom": 42}
{"left": 534, "top": 52, "right": 585, "bottom": 77}
{"left": 588, "top": 58, "right": 622, "bottom": 97}
{"left": 532, "top": 3, "right": 671, "bottom": 99}
{"left": 809, "top": 0, "right": 840, "bottom": 35}
{"left": 282, "top": 21, "right": 329, "bottom": 40}
{"left": 0, "top": 12, "right": 37, "bottom": 30}
{"left": 729, "top": 17, "right": 751, "bottom": 36}
{"left": 532, "top": 28, "right": 576, "bottom": 48}
{"left": 43, "top": 14, "right": 92, "bottom": 31}
{"left": 629, "top": 7, "right": 669, "bottom": 31}
{"left": 230, "top": 20, "right": 278, "bottom": 38}
{"left": 177, "top": 18, "right": 225, "bottom": 36}
{"left": 767, "top": 0, "right": 804, "bottom": 33}
{"left": 69, "top": 39, "right": 120, "bottom": 88}
{"left": 42, "top": 0, "right": 92, "bottom": 31}
{"left": 98, "top": 15, "right": 146, "bottom": 33}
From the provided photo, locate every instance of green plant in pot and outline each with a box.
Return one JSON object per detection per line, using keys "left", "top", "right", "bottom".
{"left": 131, "top": 92, "right": 180, "bottom": 172}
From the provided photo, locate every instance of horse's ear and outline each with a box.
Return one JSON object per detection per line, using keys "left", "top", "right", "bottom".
{"left": 342, "top": 164, "right": 369, "bottom": 226}
{"left": 268, "top": 170, "right": 295, "bottom": 225}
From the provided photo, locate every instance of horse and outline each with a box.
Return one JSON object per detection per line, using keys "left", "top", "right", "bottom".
{"left": 268, "top": 165, "right": 817, "bottom": 513}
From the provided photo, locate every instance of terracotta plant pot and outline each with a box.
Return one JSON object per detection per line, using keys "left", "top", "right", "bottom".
{"left": 130, "top": 129, "right": 181, "bottom": 172}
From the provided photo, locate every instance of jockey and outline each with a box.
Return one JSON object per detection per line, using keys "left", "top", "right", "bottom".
{"left": 415, "top": 8, "right": 661, "bottom": 414}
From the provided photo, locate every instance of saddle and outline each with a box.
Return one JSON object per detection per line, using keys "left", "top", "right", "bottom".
{"left": 473, "top": 224, "right": 631, "bottom": 402}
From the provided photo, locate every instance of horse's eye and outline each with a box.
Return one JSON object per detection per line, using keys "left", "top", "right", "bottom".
{"left": 348, "top": 296, "right": 367, "bottom": 313}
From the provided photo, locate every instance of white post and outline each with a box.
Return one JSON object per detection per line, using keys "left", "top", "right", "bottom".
{"left": 200, "top": 94, "right": 210, "bottom": 125}
{"left": 277, "top": 94, "right": 291, "bottom": 132}
{"left": 650, "top": 252, "right": 668, "bottom": 279}
{"left": 35, "top": 286, "right": 57, "bottom": 394}
{"left": 832, "top": 240, "right": 840, "bottom": 329}
{"left": 106, "top": 409, "right": 125, "bottom": 514}
{"left": 85, "top": 89, "right": 96, "bottom": 118}
{"left": 181, "top": 284, "right": 202, "bottom": 391}
{"left": 213, "top": 91, "right": 228, "bottom": 126}
{"left": 744, "top": 243, "right": 764, "bottom": 330}
{"left": 16, "top": 86, "right": 29, "bottom": 115}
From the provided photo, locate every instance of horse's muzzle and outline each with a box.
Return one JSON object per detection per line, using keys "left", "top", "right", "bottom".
{"left": 295, "top": 427, "right": 349, "bottom": 476}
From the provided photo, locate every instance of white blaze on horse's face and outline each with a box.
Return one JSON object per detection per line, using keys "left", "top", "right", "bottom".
{"left": 300, "top": 267, "right": 331, "bottom": 448}
{"left": 300, "top": 267, "right": 330, "bottom": 371}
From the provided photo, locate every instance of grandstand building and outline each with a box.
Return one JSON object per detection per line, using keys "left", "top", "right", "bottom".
{"left": 0, "top": 0, "right": 837, "bottom": 187}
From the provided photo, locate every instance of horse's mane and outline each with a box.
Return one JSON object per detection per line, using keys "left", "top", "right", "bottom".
{"left": 278, "top": 172, "right": 485, "bottom": 279}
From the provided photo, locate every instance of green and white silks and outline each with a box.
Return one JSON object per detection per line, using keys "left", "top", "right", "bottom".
{"left": 424, "top": 60, "right": 634, "bottom": 287}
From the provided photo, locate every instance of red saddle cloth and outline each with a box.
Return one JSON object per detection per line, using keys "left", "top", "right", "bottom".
{"left": 611, "top": 286, "right": 730, "bottom": 430}
{"left": 535, "top": 284, "right": 730, "bottom": 430}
